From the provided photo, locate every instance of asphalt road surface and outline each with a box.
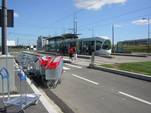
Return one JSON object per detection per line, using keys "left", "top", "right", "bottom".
{"left": 50, "top": 63, "right": 151, "bottom": 113}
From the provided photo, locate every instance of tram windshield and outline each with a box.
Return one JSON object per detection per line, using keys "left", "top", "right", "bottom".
{"left": 102, "top": 40, "right": 111, "bottom": 50}
{"left": 96, "top": 41, "right": 102, "bottom": 50}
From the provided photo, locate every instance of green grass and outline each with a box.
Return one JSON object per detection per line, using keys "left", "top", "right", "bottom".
{"left": 101, "top": 62, "right": 151, "bottom": 76}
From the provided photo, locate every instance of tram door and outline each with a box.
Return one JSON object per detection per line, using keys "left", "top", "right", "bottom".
{"left": 78, "top": 40, "right": 95, "bottom": 55}
{"left": 89, "top": 41, "right": 95, "bottom": 55}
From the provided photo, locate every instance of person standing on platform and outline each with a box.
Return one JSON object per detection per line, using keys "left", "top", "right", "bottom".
{"left": 68, "top": 47, "right": 74, "bottom": 62}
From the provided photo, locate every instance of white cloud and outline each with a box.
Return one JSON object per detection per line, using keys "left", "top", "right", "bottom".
{"left": 74, "top": 0, "right": 127, "bottom": 10}
{"left": 132, "top": 19, "right": 151, "bottom": 25}
{"left": 14, "top": 12, "right": 19, "bottom": 18}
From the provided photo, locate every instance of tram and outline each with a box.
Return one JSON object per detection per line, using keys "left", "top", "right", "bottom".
{"left": 45, "top": 34, "right": 111, "bottom": 56}
{"left": 78, "top": 36, "right": 111, "bottom": 56}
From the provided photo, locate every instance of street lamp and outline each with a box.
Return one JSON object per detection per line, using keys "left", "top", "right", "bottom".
{"left": 142, "top": 18, "right": 150, "bottom": 53}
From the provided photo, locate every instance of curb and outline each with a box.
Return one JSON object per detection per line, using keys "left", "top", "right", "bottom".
{"left": 63, "top": 59, "right": 84, "bottom": 67}
{"left": 77, "top": 55, "right": 91, "bottom": 59}
{"left": 63, "top": 59, "right": 72, "bottom": 64}
{"left": 112, "top": 53, "right": 147, "bottom": 57}
{"left": 37, "top": 51, "right": 91, "bottom": 59}
{"left": 88, "top": 65, "right": 151, "bottom": 82}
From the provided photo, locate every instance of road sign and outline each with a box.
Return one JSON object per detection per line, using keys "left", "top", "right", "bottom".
{"left": 0, "top": 9, "right": 14, "bottom": 27}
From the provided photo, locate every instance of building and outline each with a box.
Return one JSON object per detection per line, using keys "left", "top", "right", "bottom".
{"left": 7, "top": 40, "right": 16, "bottom": 46}
{"left": 0, "top": 40, "right": 16, "bottom": 47}
{"left": 116, "top": 38, "right": 151, "bottom": 53}
{"left": 37, "top": 36, "right": 48, "bottom": 50}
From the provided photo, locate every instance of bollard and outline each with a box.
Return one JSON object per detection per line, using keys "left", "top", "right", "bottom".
{"left": 89, "top": 52, "right": 95, "bottom": 67}
{"left": 74, "top": 53, "right": 77, "bottom": 60}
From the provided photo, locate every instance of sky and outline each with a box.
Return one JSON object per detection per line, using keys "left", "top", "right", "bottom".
{"left": 0, "top": 0, "right": 151, "bottom": 45}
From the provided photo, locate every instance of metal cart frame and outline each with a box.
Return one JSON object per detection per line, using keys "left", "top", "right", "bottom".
{"left": 0, "top": 67, "right": 40, "bottom": 113}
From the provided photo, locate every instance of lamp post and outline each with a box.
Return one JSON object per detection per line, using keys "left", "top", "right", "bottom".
{"left": 142, "top": 18, "right": 150, "bottom": 53}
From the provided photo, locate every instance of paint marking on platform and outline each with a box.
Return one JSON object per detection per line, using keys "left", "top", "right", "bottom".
{"left": 63, "top": 66, "right": 70, "bottom": 70}
{"left": 0, "top": 94, "right": 20, "bottom": 98}
{"left": 119, "top": 91, "right": 151, "bottom": 106}
{"left": 72, "top": 74, "right": 99, "bottom": 85}
{"left": 65, "top": 64, "right": 82, "bottom": 69}
{"left": 26, "top": 78, "right": 63, "bottom": 113}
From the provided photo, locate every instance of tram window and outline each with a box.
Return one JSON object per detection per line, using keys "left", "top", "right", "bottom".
{"left": 96, "top": 41, "right": 102, "bottom": 50}
{"left": 102, "top": 40, "right": 111, "bottom": 50}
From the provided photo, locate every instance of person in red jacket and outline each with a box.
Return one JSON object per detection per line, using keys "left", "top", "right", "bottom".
{"left": 68, "top": 47, "right": 74, "bottom": 61}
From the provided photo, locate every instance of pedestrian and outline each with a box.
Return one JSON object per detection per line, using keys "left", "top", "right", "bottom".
{"left": 73, "top": 47, "right": 77, "bottom": 60}
{"left": 68, "top": 47, "right": 74, "bottom": 62}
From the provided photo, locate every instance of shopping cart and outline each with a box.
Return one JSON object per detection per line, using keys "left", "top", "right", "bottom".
{"left": 0, "top": 67, "right": 40, "bottom": 113}
{"left": 44, "top": 56, "right": 64, "bottom": 88}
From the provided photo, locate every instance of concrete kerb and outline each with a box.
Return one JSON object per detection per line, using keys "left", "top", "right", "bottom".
{"left": 88, "top": 65, "right": 151, "bottom": 82}
{"left": 77, "top": 55, "right": 91, "bottom": 59}
{"left": 112, "top": 53, "right": 148, "bottom": 57}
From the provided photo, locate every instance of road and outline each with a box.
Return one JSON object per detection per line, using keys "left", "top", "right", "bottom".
{"left": 49, "top": 63, "right": 151, "bottom": 113}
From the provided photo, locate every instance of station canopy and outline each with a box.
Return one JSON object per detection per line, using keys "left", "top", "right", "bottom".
{"left": 47, "top": 33, "right": 78, "bottom": 41}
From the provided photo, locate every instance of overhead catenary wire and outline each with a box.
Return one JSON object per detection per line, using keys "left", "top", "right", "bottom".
{"left": 49, "top": 0, "right": 102, "bottom": 26}
{"left": 9, "top": 11, "right": 150, "bottom": 41}
{"left": 10, "top": 4, "right": 151, "bottom": 34}
{"left": 78, "top": 12, "right": 151, "bottom": 32}
{"left": 7, "top": 3, "right": 151, "bottom": 40}
{"left": 80, "top": 5, "right": 151, "bottom": 29}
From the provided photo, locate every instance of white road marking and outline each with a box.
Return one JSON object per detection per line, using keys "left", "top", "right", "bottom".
{"left": 63, "top": 66, "right": 70, "bottom": 70}
{"left": 0, "top": 94, "right": 40, "bottom": 98}
{"left": 72, "top": 74, "right": 99, "bottom": 85}
{"left": 63, "top": 58, "right": 69, "bottom": 61}
{"left": 65, "top": 63, "right": 82, "bottom": 69}
{"left": 119, "top": 91, "right": 151, "bottom": 106}
{"left": 0, "top": 94, "right": 20, "bottom": 98}
{"left": 26, "top": 78, "right": 63, "bottom": 113}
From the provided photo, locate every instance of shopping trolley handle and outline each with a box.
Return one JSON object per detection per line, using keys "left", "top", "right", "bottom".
{"left": 18, "top": 70, "right": 27, "bottom": 81}
{"left": 0, "top": 67, "right": 9, "bottom": 80}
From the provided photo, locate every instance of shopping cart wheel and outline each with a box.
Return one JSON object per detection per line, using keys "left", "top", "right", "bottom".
{"left": 33, "top": 100, "right": 39, "bottom": 105}
{"left": 46, "top": 81, "right": 53, "bottom": 88}
{"left": 58, "top": 79, "right": 62, "bottom": 84}
{"left": 52, "top": 84, "right": 57, "bottom": 89}
{"left": 52, "top": 80, "right": 58, "bottom": 89}
{"left": 18, "top": 110, "right": 24, "bottom": 113}
{"left": 0, "top": 107, "right": 6, "bottom": 113}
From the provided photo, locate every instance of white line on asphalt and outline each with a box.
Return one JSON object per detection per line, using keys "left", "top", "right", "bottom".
{"left": 72, "top": 74, "right": 99, "bottom": 85}
{"left": 26, "top": 78, "right": 62, "bottom": 113}
{"left": 65, "top": 63, "right": 82, "bottom": 69}
{"left": 0, "top": 94, "right": 20, "bottom": 98}
{"left": 119, "top": 91, "right": 151, "bottom": 106}
{"left": 63, "top": 58, "right": 69, "bottom": 61}
{"left": 0, "top": 94, "right": 41, "bottom": 98}
{"left": 63, "top": 66, "right": 70, "bottom": 70}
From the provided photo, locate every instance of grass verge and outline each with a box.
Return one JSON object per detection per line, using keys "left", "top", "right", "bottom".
{"left": 101, "top": 62, "right": 151, "bottom": 76}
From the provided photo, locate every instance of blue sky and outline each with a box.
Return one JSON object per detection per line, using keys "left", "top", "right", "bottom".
{"left": 1, "top": 0, "right": 151, "bottom": 45}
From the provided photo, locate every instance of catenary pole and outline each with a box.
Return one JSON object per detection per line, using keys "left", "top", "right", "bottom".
{"left": 147, "top": 18, "right": 150, "bottom": 52}
{"left": 1, "top": 0, "right": 7, "bottom": 55}
{"left": 112, "top": 24, "right": 115, "bottom": 53}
